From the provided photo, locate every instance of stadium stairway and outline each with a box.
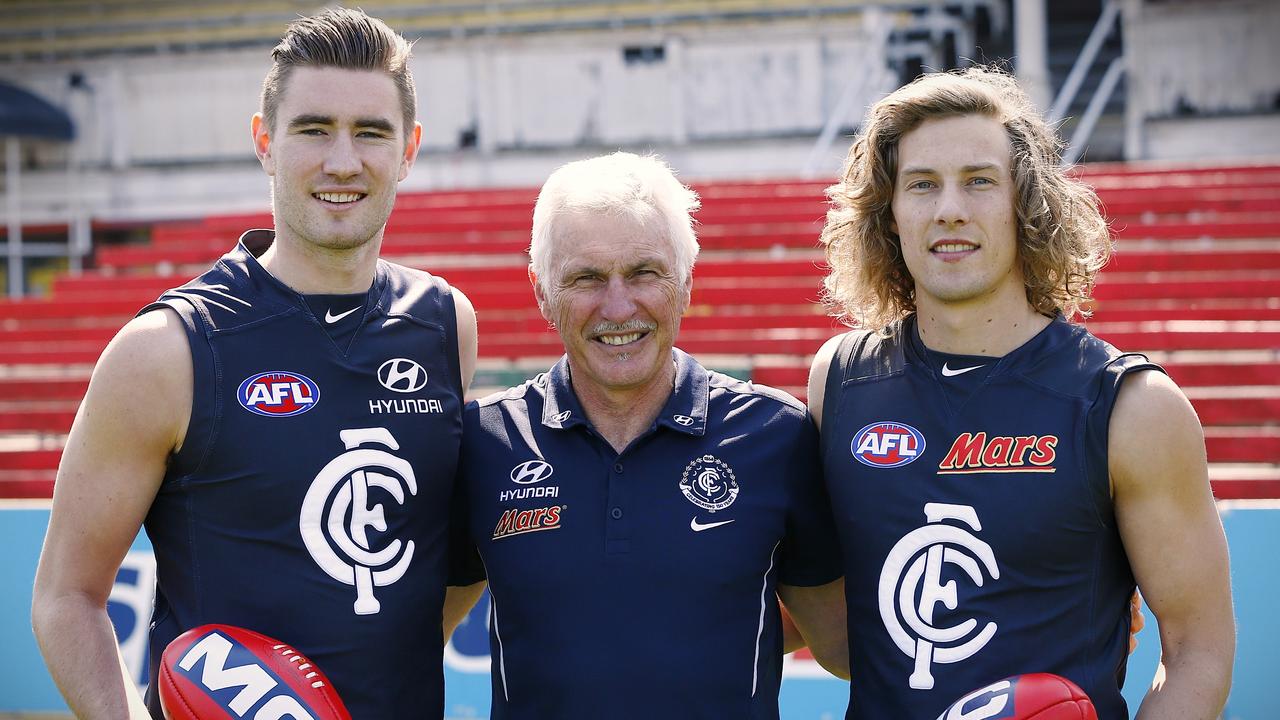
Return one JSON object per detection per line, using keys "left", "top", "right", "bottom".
{"left": 1, "top": 163, "right": 1277, "bottom": 500}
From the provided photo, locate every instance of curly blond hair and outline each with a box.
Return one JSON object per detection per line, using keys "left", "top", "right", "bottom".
{"left": 820, "top": 66, "right": 1111, "bottom": 330}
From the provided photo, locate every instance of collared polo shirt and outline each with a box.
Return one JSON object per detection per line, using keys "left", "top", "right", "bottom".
{"left": 458, "top": 348, "right": 842, "bottom": 720}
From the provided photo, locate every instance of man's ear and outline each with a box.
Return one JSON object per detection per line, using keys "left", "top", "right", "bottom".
{"left": 529, "top": 265, "right": 554, "bottom": 325}
{"left": 251, "top": 113, "right": 274, "bottom": 176}
{"left": 399, "top": 121, "right": 423, "bottom": 181}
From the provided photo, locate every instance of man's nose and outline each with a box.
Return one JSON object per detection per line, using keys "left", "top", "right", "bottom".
{"left": 599, "top": 276, "right": 638, "bottom": 320}
{"left": 323, "top": 133, "right": 362, "bottom": 178}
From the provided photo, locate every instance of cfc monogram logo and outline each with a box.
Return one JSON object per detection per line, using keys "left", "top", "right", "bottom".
{"left": 300, "top": 428, "right": 417, "bottom": 615}
{"left": 879, "top": 503, "right": 1000, "bottom": 690}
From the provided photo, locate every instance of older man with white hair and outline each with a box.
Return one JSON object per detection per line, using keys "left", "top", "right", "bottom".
{"left": 450, "top": 152, "right": 848, "bottom": 719}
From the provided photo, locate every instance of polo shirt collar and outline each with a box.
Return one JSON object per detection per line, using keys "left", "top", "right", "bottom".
{"left": 540, "top": 348, "right": 709, "bottom": 436}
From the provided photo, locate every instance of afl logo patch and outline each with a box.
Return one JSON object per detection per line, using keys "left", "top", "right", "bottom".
{"left": 238, "top": 371, "right": 319, "bottom": 417}
{"left": 377, "top": 358, "right": 428, "bottom": 393}
{"left": 680, "top": 455, "right": 739, "bottom": 512}
{"left": 510, "top": 460, "right": 554, "bottom": 485}
{"left": 852, "top": 421, "right": 925, "bottom": 468}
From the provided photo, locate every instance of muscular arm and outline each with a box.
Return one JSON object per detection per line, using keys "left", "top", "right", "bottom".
{"left": 779, "top": 579, "right": 850, "bottom": 679}
{"left": 806, "top": 334, "right": 843, "bottom": 433}
{"left": 453, "top": 287, "right": 478, "bottom": 394}
{"left": 31, "top": 309, "right": 191, "bottom": 719}
{"left": 1111, "top": 371, "right": 1234, "bottom": 719}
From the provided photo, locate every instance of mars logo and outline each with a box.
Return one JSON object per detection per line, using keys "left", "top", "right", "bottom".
{"left": 879, "top": 503, "right": 1000, "bottom": 690}
{"left": 852, "top": 421, "right": 925, "bottom": 468}
{"left": 300, "top": 428, "right": 417, "bottom": 616}
{"left": 238, "top": 371, "right": 319, "bottom": 417}
{"left": 679, "top": 455, "right": 739, "bottom": 512}
{"left": 377, "top": 358, "right": 427, "bottom": 393}
{"left": 938, "top": 433, "right": 1058, "bottom": 474}
{"left": 510, "top": 460, "right": 554, "bottom": 485}
{"left": 493, "top": 505, "right": 563, "bottom": 539}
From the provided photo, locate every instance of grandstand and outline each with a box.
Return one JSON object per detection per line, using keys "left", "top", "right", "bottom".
{"left": 1, "top": 161, "right": 1277, "bottom": 500}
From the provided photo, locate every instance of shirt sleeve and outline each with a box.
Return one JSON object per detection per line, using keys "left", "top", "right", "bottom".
{"left": 777, "top": 411, "right": 844, "bottom": 587}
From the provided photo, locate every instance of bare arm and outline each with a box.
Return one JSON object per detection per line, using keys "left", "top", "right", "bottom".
{"left": 32, "top": 309, "right": 191, "bottom": 719}
{"left": 1111, "top": 371, "right": 1234, "bottom": 719}
{"left": 443, "top": 581, "right": 487, "bottom": 643}
{"left": 779, "top": 579, "right": 850, "bottom": 680}
{"left": 807, "top": 334, "right": 843, "bottom": 432}
{"left": 453, "top": 287, "right": 478, "bottom": 394}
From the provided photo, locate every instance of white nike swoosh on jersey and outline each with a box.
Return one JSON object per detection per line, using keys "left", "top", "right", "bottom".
{"left": 941, "top": 362, "right": 985, "bottom": 377}
{"left": 690, "top": 517, "right": 736, "bottom": 532}
{"left": 325, "top": 306, "right": 360, "bottom": 324}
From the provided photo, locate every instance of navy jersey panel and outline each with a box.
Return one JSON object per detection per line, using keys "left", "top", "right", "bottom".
{"left": 821, "top": 315, "right": 1160, "bottom": 720}
{"left": 460, "top": 349, "right": 841, "bottom": 720}
{"left": 139, "top": 232, "right": 464, "bottom": 719}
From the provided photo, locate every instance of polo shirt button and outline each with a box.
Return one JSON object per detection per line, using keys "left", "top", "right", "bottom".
{"left": 611, "top": 507, "right": 623, "bottom": 519}
{"left": 613, "top": 463, "right": 624, "bottom": 473}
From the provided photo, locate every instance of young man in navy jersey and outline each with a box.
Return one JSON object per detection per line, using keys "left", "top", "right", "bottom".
{"left": 32, "top": 8, "right": 479, "bottom": 718}
{"left": 452, "top": 152, "right": 848, "bottom": 719}
{"left": 809, "top": 67, "right": 1234, "bottom": 719}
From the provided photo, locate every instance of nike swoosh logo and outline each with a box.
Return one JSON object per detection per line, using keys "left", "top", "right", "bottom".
{"left": 690, "top": 517, "right": 735, "bottom": 532}
{"left": 325, "top": 307, "right": 360, "bottom": 324}
{"left": 941, "top": 362, "right": 985, "bottom": 377}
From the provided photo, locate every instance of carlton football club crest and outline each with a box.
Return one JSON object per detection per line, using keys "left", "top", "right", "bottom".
{"left": 680, "top": 454, "right": 739, "bottom": 512}
{"left": 852, "top": 420, "right": 926, "bottom": 468}
{"left": 299, "top": 427, "right": 417, "bottom": 616}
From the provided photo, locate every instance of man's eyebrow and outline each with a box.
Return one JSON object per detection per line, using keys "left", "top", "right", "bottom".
{"left": 287, "top": 114, "right": 333, "bottom": 129}
{"left": 355, "top": 117, "right": 396, "bottom": 133}
{"left": 899, "top": 162, "right": 1003, "bottom": 176}
{"left": 286, "top": 115, "right": 397, "bottom": 134}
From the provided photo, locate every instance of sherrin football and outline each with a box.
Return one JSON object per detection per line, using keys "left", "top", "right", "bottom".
{"left": 937, "top": 673, "right": 1097, "bottom": 720}
{"left": 158, "top": 624, "right": 351, "bottom": 720}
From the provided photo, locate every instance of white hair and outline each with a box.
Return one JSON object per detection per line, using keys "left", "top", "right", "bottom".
{"left": 529, "top": 152, "right": 701, "bottom": 296}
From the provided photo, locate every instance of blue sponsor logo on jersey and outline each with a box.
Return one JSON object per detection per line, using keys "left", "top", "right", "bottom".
{"left": 851, "top": 421, "right": 925, "bottom": 468}
{"left": 237, "top": 371, "right": 320, "bottom": 417}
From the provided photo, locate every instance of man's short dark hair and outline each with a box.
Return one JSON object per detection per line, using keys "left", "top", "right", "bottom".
{"left": 261, "top": 7, "right": 416, "bottom": 140}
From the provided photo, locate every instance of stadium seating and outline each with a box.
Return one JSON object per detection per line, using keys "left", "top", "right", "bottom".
{"left": 1, "top": 162, "right": 1276, "bottom": 500}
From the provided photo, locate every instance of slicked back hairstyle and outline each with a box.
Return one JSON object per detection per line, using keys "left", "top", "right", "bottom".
{"left": 261, "top": 7, "right": 417, "bottom": 140}
{"left": 530, "top": 152, "right": 701, "bottom": 298}
{"left": 819, "top": 66, "right": 1112, "bottom": 330}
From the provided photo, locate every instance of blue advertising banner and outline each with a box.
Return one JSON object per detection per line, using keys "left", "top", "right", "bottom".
{"left": 4, "top": 500, "right": 1277, "bottom": 718}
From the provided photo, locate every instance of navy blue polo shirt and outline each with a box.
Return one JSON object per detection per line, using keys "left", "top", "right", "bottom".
{"left": 457, "top": 349, "right": 842, "bottom": 719}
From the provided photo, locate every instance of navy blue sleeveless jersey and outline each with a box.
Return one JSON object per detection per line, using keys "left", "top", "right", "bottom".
{"left": 140, "top": 231, "right": 465, "bottom": 718}
{"left": 456, "top": 349, "right": 842, "bottom": 720}
{"left": 821, "top": 315, "right": 1160, "bottom": 720}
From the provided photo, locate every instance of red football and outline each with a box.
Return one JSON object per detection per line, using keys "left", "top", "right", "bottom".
{"left": 938, "top": 673, "right": 1097, "bottom": 720}
{"left": 158, "top": 624, "right": 351, "bottom": 720}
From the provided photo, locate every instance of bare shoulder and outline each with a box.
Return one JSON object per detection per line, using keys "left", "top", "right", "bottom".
{"left": 807, "top": 333, "right": 847, "bottom": 430}
{"left": 1109, "top": 368, "right": 1206, "bottom": 497}
{"left": 85, "top": 308, "right": 193, "bottom": 452}
{"left": 451, "top": 286, "right": 477, "bottom": 391}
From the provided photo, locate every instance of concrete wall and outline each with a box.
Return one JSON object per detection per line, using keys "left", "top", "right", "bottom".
{"left": 1123, "top": 0, "right": 1280, "bottom": 160}
{"left": 0, "top": 19, "right": 896, "bottom": 225}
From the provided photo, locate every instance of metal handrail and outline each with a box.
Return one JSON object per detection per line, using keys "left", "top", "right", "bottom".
{"left": 1047, "top": 0, "right": 1120, "bottom": 125}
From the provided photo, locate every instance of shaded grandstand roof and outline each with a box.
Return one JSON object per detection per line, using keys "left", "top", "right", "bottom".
{"left": 0, "top": 80, "right": 74, "bottom": 141}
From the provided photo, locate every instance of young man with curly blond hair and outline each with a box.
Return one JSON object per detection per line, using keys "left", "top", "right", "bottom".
{"left": 807, "top": 67, "right": 1234, "bottom": 719}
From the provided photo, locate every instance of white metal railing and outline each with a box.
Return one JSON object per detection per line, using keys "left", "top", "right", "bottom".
{"left": 1050, "top": 0, "right": 1125, "bottom": 164}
